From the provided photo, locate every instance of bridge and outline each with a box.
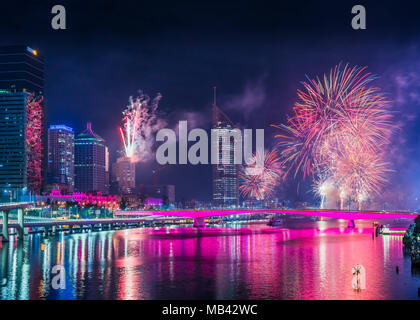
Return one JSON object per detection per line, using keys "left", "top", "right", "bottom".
{"left": 0, "top": 203, "right": 417, "bottom": 242}
{"left": 114, "top": 208, "right": 419, "bottom": 227}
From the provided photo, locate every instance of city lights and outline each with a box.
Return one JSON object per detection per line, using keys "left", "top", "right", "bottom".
{"left": 1, "top": 2, "right": 420, "bottom": 303}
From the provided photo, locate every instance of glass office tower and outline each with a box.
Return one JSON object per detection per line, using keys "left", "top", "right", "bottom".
{"left": 0, "top": 45, "right": 45, "bottom": 196}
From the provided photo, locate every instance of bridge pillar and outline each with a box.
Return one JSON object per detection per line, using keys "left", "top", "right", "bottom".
{"left": 17, "top": 209, "right": 24, "bottom": 241}
{"left": 1, "top": 211, "right": 9, "bottom": 242}
{"left": 193, "top": 217, "right": 205, "bottom": 228}
{"left": 348, "top": 219, "right": 355, "bottom": 228}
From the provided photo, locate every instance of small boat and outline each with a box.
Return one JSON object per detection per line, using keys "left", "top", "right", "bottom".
{"left": 214, "top": 219, "right": 225, "bottom": 225}
{"left": 267, "top": 217, "right": 284, "bottom": 227}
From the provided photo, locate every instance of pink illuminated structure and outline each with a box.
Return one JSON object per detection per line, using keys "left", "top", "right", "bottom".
{"left": 115, "top": 208, "right": 417, "bottom": 227}
{"left": 45, "top": 189, "right": 119, "bottom": 209}
{"left": 144, "top": 197, "right": 163, "bottom": 206}
{"left": 25, "top": 94, "right": 44, "bottom": 193}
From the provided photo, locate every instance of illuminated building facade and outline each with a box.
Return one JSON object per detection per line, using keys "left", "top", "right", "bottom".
{"left": 0, "top": 92, "right": 29, "bottom": 191}
{"left": 0, "top": 45, "right": 43, "bottom": 94}
{"left": 0, "top": 45, "right": 45, "bottom": 195}
{"left": 212, "top": 92, "right": 239, "bottom": 207}
{"left": 144, "top": 197, "right": 163, "bottom": 207}
{"left": 47, "top": 125, "right": 74, "bottom": 193}
{"left": 155, "top": 184, "right": 175, "bottom": 205}
{"left": 75, "top": 122, "right": 107, "bottom": 194}
{"left": 112, "top": 156, "right": 136, "bottom": 194}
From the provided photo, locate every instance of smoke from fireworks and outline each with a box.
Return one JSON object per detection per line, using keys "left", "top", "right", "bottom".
{"left": 239, "top": 149, "right": 282, "bottom": 200}
{"left": 119, "top": 90, "right": 165, "bottom": 162}
{"left": 273, "top": 64, "right": 395, "bottom": 209}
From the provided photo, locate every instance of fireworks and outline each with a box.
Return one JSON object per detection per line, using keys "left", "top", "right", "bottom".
{"left": 273, "top": 64, "right": 395, "bottom": 208}
{"left": 239, "top": 149, "right": 282, "bottom": 200}
{"left": 119, "top": 90, "right": 163, "bottom": 162}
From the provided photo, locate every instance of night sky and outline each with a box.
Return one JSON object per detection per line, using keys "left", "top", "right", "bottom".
{"left": 1, "top": 0, "right": 420, "bottom": 206}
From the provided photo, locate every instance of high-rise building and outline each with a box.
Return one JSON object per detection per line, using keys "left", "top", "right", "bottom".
{"left": 111, "top": 156, "right": 136, "bottom": 195}
{"left": 74, "top": 122, "right": 106, "bottom": 194}
{"left": 212, "top": 89, "right": 239, "bottom": 207}
{"left": 0, "top": 91, "right": 29, "bottom": 191}
{"left": 0, "top": 45, "right": 45, "bottom": 195}
{"left": 0, "top": 46, "right": 43, "bottom": 94}
{"left": 47, "top": 125, "right": 74, "bottom": 193}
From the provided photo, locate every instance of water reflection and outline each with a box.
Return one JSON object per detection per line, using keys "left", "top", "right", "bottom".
{"left": 0, "top": 220, "right": 419, "bottom": 300}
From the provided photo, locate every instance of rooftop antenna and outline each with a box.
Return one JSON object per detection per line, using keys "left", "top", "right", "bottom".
{"left": 213, "top": 86, "right": 217, "bottom": 106}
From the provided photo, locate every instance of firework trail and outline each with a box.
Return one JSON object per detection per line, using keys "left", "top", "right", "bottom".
{"left": 273, "top": 64, "right": 395, "bottom": 208}
{"left": 119, "top": 90, "right": 164, "bottom": 162}
{"left": 239, "top": 149, "right": 282, "bottom": 200}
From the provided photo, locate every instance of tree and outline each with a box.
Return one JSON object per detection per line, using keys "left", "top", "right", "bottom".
{"left": 415, "top": 215, "right": 420, "bottom": 234}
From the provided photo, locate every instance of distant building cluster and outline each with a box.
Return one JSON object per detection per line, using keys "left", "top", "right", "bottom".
{"left": 0, "top": 45, "right": 249, "bottom": 209}
{"left": 74, "top": 122, "right": 108, "bottom": 194}
{"left": 0, "top": 45, "right": 45, "bottom": 197}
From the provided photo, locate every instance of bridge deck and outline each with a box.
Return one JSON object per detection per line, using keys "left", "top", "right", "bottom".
{"left": 0, "top": 216, "right": 177, "bottom": 229}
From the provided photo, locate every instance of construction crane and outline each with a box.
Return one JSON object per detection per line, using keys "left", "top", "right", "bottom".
{"left": 152, "top": 166, "right": 166, "bottom": 189}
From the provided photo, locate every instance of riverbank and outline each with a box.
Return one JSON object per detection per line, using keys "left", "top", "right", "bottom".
{"left": 403, "top": 216, "right": 420, "bottom": 266}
